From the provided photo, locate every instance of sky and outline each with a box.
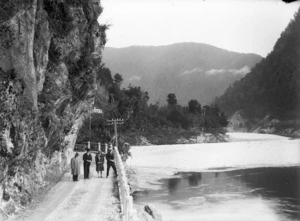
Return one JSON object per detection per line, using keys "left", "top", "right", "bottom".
{"left": 98, "top": 0, "right": 300, "bottom": 57}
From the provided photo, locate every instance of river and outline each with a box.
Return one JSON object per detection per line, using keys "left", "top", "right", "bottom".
{"left": 126, "top": 133, "right": 300, "bottom": 221}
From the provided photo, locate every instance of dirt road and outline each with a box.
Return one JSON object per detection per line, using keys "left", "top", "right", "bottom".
{"left": 11, "top": 161, "right": 121, "bottom": 221}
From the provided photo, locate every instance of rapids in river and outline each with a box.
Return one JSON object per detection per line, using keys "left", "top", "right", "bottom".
{"left": 127, "top": 133, "right": 300, "bottom": 221}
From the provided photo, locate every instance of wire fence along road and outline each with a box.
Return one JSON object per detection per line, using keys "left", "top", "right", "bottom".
{"left": 74, "top": 142, "right": 107, "bottom": 152}
{"left": 114, "top": 147, "right": 137, "bottom": 221}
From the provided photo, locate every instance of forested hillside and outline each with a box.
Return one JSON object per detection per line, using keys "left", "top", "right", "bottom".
{"left": 102, "top": 43, "right": 262, "bottom": 105}
{"left": 77, "top": 69, "right": 229, "bottom": 146}
{"left": 215, "top": 8, "right": 300, "bottom": 134}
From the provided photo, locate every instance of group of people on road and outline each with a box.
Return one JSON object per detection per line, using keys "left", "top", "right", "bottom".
{"left": 70, "top": 143, "right": 118, "bottom": 181}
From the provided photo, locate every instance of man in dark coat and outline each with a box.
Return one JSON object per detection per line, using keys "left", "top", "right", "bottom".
{"left": 106, "top": 144, "right": 118, "bottom": 178}
{"left": 83, "top": 148, "right": 92, "bottom": 179}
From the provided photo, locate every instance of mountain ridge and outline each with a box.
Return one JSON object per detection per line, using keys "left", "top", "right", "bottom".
{"left": 105, "top": 42, "right": 263, "bottom": 56}
{"left": 102, "top": 42, "right": 262, "bottom": 105}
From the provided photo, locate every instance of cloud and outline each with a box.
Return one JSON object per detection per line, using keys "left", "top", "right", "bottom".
{"left": 205, "top": 66, "right": 250, "bottom": 76}
{"left": 206, "top": 69, "right": 227, "bottom": 75}
{"left": 127, "top": 75, "right": 142, "bottom": 81}
{"left": 180, "top": 68, "right": 203, "bottom": 76}
{"left": 230, "top": 66, "right": 251, "bottom": 75}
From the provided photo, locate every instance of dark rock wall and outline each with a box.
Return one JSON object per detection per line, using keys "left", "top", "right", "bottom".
{"left": 0, "top": 0, "right": 107, "bottom": 216}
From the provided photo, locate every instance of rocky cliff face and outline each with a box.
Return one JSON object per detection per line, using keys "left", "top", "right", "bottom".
{"left": 0, "top": 0, "right": 107, "bottom": 217}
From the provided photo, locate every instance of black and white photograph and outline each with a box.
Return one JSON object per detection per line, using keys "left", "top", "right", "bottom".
{"left": 0, "top": 0, "right": 299, "bottom": 220}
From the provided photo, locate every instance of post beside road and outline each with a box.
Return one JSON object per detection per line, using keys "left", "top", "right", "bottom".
{"left": 107, "top": 119, "right": 124, "bottom": 147}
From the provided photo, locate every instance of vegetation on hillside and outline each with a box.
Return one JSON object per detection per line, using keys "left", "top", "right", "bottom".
{"left": 215, "top": 8, "right": 300, "bottom": 124}
{"left": 77, "top": 67, "right": 228, "bottom": 145}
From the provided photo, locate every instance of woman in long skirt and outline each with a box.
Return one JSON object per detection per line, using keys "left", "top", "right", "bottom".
{"left": 95, "top": 151, "right": 105, "bottom": 178}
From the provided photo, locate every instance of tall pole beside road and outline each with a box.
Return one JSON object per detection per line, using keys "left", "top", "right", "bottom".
{"left": 107, "top": 119, "right": 124, "bottom": 147}
{"left": 89, "top": 113, "right": 91, "bottom": 141}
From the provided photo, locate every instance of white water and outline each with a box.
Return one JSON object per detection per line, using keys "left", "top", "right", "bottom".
{"left": 127, "top": 133, "right": 299, "bottom": 172}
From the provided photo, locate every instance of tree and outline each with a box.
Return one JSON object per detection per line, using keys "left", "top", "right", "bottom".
{"left": 202, "top": 105, "right": 211, "bottom": 117}
{"left": 96, "top": 66, "right": 113, "bottom": 87}
{"left": 114, "top": 73, "right": 123, "bottom": 86}
{"left": 167, "top": 93, "right": 177, "bottom": 106}
{"left": 219, "top": 112, "right": 229, "bottom": 127}
{"left": 188, "top": 99, "right": 201, "bottom": 114}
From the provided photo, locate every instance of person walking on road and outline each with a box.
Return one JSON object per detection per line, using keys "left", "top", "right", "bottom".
{"left": 83, "top": 148, "right": 92, "bottom": 179}
{"left": 106, "top": 144, "right": 117, "bottom": 178}
{"left": 95, "top": 151, "right": 105, "bottom": 178}
{"left": 71, "top": 152, "right": 80, "bottom": 181}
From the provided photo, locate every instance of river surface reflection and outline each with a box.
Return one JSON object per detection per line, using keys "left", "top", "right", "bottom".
{"left": 133, "top": 167, "right": 300, "bottom": 221}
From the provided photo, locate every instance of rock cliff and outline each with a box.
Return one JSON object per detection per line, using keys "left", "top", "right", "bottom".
{"left": 0, "top": 0, "right": 107, "bottom": 217}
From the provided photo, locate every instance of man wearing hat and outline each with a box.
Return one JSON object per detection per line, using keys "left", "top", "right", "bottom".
{"left": 83, "top": 148, "right": 92, "bottom": 179}
{"left": 106, "top": 143, "right": 118, "bottom": 177}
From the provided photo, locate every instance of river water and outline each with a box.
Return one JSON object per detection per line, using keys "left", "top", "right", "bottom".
{"left": 127, "top": 133, "right": 300, "bottom": 221}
